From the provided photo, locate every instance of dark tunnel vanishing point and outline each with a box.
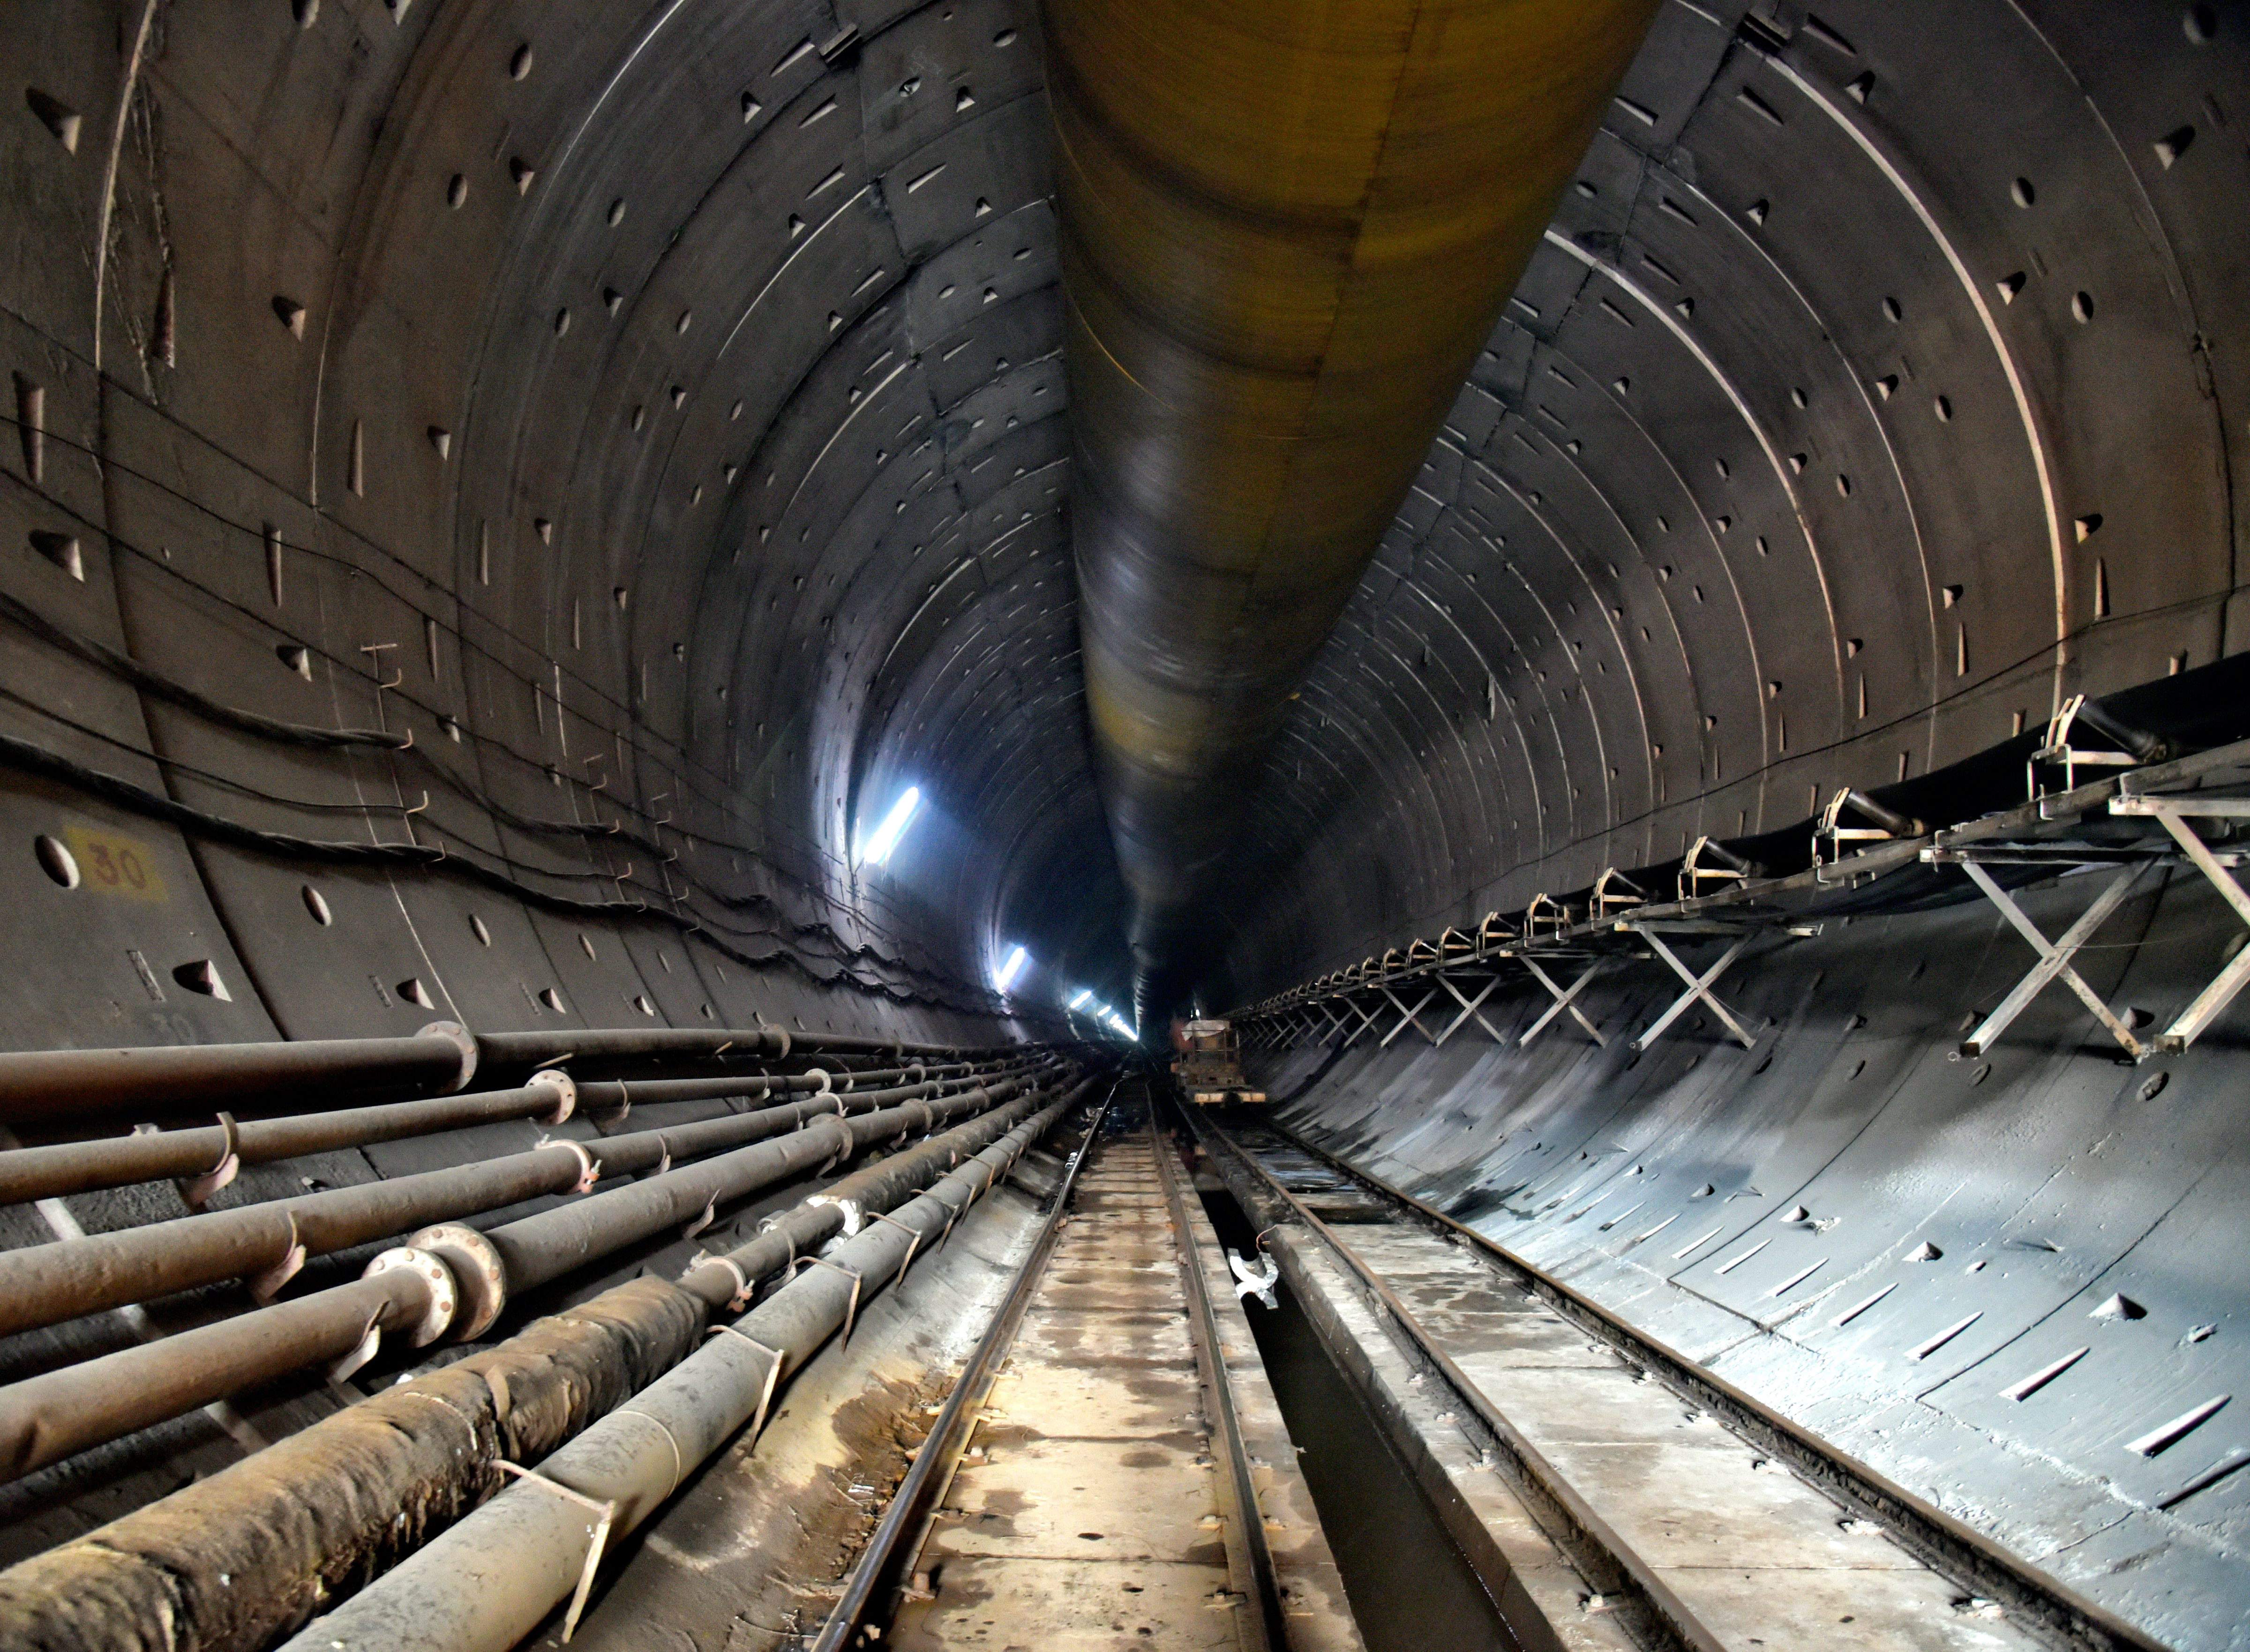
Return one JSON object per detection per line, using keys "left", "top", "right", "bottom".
{"left": 1, "top": 0, "right": 2249, "bottom": 1649}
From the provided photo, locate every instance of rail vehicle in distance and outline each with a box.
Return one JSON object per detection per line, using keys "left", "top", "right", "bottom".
{"left": 1170, "top": 1018, "right": 1267, "bottom": 1106}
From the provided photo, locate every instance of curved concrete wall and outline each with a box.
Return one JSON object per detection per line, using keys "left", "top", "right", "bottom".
{"left": 1212, "top": 0, "right": 2248, "bottom": 1006}
{"left": 1263, "top": 859, "right": 2250, "bottom": 1648}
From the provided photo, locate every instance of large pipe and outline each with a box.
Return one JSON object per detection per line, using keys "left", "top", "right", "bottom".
{"left": 1049, "top": 0, "right": 1659, "bottom": 1010}
{"left": 0, "top": 1065, "right": 1040, "bottom": 1340}
{"left": 0, "top": 1071, "right": 1074, "bottom": 1483}
{"left": 0, "top": 1086, "right": 1091, "bottom": 1652}
{"left": 273, "top": 1090, "right": 1090, "bottom": 1652}
{"left": 0, "top": 1022, "right": 479, "bottom": 1125}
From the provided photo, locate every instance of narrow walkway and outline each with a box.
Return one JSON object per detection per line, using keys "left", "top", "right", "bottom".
{"left": 893, "top": 1103, "right": 1357, "bottom": 1651}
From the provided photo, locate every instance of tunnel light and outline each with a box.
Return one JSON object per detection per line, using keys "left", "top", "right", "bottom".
{"left": 994, "top": 944, "right": 1031, "bottom": 993}
{"left": 1067, "top": 987, "right": 1093, "bottom": 1010}
{"left": 857, "top": 785, "right": 922, "bottom": 868}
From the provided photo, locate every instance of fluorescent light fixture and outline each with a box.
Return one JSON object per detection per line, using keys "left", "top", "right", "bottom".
{"left": 995, "top": 944, "right": 1030, "bottom": 993}
{"left": 1067, "top": 988, "right": 1093, "bottom": 1009}
{"left": 858, "top": 785, "right": 922, "bottom": 868}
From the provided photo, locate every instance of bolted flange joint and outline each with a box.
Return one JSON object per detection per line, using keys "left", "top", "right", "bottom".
{"left": 364, "top": 1245, "right": 462, "bottom": 1345}
{"left": 407, "top": 1222, "right": 510, "bottom": 1340}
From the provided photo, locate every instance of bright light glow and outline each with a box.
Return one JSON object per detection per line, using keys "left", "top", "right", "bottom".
{"left": 858, "top": 786, "right": 922, "bottom": 868}
{"left": 1067, "top": 988, "right": 1093, "bottom": 1010}
{"left": 994, "top": 944, "right": 1030, "bottom": 993}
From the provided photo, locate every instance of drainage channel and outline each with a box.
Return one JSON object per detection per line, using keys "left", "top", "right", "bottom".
{"left": 1194, "top": 1147, "right": 1521, "bottom": 1652}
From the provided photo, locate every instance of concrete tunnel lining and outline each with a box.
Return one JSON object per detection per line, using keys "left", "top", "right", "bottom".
{"left": 0, "top": 0, "right": 2248, "bottom": 1647}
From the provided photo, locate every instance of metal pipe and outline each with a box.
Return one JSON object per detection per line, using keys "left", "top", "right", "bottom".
{"left": 0, "top": 1074, "right": 1077, "bottom": 1483}
{"left": 275, "top": 1091, "right": 1088, "bottom": 1652}
{"left": 0, "top": 1272, "right": 423, "bottom": 1483}
{"left": 0, "top": 1082, "right": 1098, "bottom": 1652}
{"left": 0, "top": 1022, "right": 478, "bottom": 1126}
{"left": 0, "top": 1074, "right": 576, "bottom": 1207}
{"left": 0, "top": 1064, "right": 1043, "bottom": 1339}
{"left": 0, "top": 1056, "right": 1042, "bottom": 1209}
{"left": 1050, "top": 0, "right": 1660, "bottom": 1011}
{"left": 0, "top": 1023, "right": 1026, "bottom": 1130}
{"left": 476, "top": 1076, "right": 1049, "bottom": 1295}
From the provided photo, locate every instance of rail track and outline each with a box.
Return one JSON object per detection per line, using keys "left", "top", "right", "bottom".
{"left": 813, "top": 1083, "right": 1356, "bottom": 1652}
{"left": 1187, "top": 1103, "right": 2166, "bottom": 1652}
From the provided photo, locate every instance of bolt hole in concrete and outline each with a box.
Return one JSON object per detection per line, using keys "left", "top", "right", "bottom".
{"left": 1197, "top": 1183, "right": 1516, "bottom": 1652}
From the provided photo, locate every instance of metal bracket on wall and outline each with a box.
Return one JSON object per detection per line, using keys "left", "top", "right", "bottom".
{"left": 1518, "top": 957, "right": 1608, "bottom": 1048}
{"left": 1626, "top": 928, "right": 1754, "bottom": 1053}
{"left": 1432, "top": 972, "right": 1505, "bottom": 1046}
{"left": 1930, "top": 851, "right": 2156, "bottom": 1060}
{"left": 1337, "top": 996, "right": 1384, "bottom": 1049}
{"left": 1377, "top": 985, "right": 1440, "bottom": 1047}
{"left": 2111, "top": 793, "right": 2250, "bottom": 1052}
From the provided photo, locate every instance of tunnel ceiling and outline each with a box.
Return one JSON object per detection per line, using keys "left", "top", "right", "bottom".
{"left": 2, "top": 0, "right": 2244, "bottom": 1030}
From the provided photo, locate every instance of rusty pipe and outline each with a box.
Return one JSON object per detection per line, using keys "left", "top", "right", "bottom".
{"left": 0, "top": 1058, "right": 1039, "bottom": 1207}
{"left": 0, "top": 1064, "right": 1046, "bottom": 1340}
{"left": 275, "top": 1090, "right": 1088, "bottom": 1652}
{"left": 0, "top": 1073, "right": 1077, "bottom": 1483}
{"left": 1048, "top": 0, "right": 1659, "bottom": 1009}
{"left": 0, "top": 1022, "right": 478, "bottom": 1126}
{"left": 0, "top": 1023, "right": 1022, "bottom": 1129}
{"left": 0, "top": 1086, "right": 1101, "bottom": 1652}
{"left": 0, "top": 1073, "right": 577, "bottom": 1207}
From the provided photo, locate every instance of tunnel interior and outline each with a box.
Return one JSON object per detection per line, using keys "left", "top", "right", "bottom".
{"left": 1, "top": 0, "right": 2249, "bottom": 1647}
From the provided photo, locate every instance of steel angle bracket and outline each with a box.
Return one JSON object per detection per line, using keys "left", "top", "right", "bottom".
{"left": 1432, "top": 971, "right": 1507, "bottom": 1046}
{"left": 1518, "top": 955, "right": 1609, "bottom": 1048}
{"left": 1934, "top": 851, "right": 2155, "bottom": 1060}
{"left": 1377, "top": 984, "right": 1441, "bottom": 1047}
{"left": 1624, "top": 927, "right": 1756, "bottom": 1053}
{"left": 2110, "top": 793, "right": 2250, "bottom": 1053}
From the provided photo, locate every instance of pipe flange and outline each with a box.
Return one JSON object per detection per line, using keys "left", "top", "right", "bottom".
{"left": 417, "top": 1020, "right": 480, "bottom": 1092}
{"left": 807, "top": 1193, "right": 864, "bottom": 1235}
{"left": 803, "top": 1067, "right": 832, "bottom": 1096}
{"left": 905, "top": 1063, "right": 927, "bottom": 1084}
{"left": 529, "top": 1069, "right": 577, "bottom": 1126}
{"left": 537, "top": 1136, "right": 600, "bottom": 1194}
{"left": 408, "top": 1223, "right": 509, "bottom": 1340}
{"left": 365, "top": 1246, "right": 460, "bottom": 1346}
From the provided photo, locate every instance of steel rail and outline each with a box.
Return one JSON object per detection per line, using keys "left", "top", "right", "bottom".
{"left": 1245, "top": 1115, "right": 2170, "bottom": 1652}
{"left": 1149, "top": 1105, "right": 1289, "bottom": 1652}
{"left": 1185, "top": 1104, "right": 1729, "bottom": 1652}
{"left": 805, "top": 1081, "right": 1117, "bottom": 1652}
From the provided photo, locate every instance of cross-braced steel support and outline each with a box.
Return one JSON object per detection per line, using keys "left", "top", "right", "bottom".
{"left": 1519, "top": 958, "right": 1607, "bottom": 1047}
{"left": 1433, "top": 972, "right": 1505, "bottom": 1046}
{"left": 1957, "top": 860, "right": 2153, "bottom": 1059}
{"left": 2113, "top": 795, "right": 2250, "bottom": 1053}
{"left": 1379, "top": 986, "right": 1440, "bottom": 1047}
{"left": 1338, "top": 995, "right": 1384, "bottom": 1049}
{"left": 1628, "top": 930, "right": 1754, "bottom": 1052}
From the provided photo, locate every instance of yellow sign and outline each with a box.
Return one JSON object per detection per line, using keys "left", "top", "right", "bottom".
{"left": 62, "top": 827, "right": 168, "bottom": 901}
